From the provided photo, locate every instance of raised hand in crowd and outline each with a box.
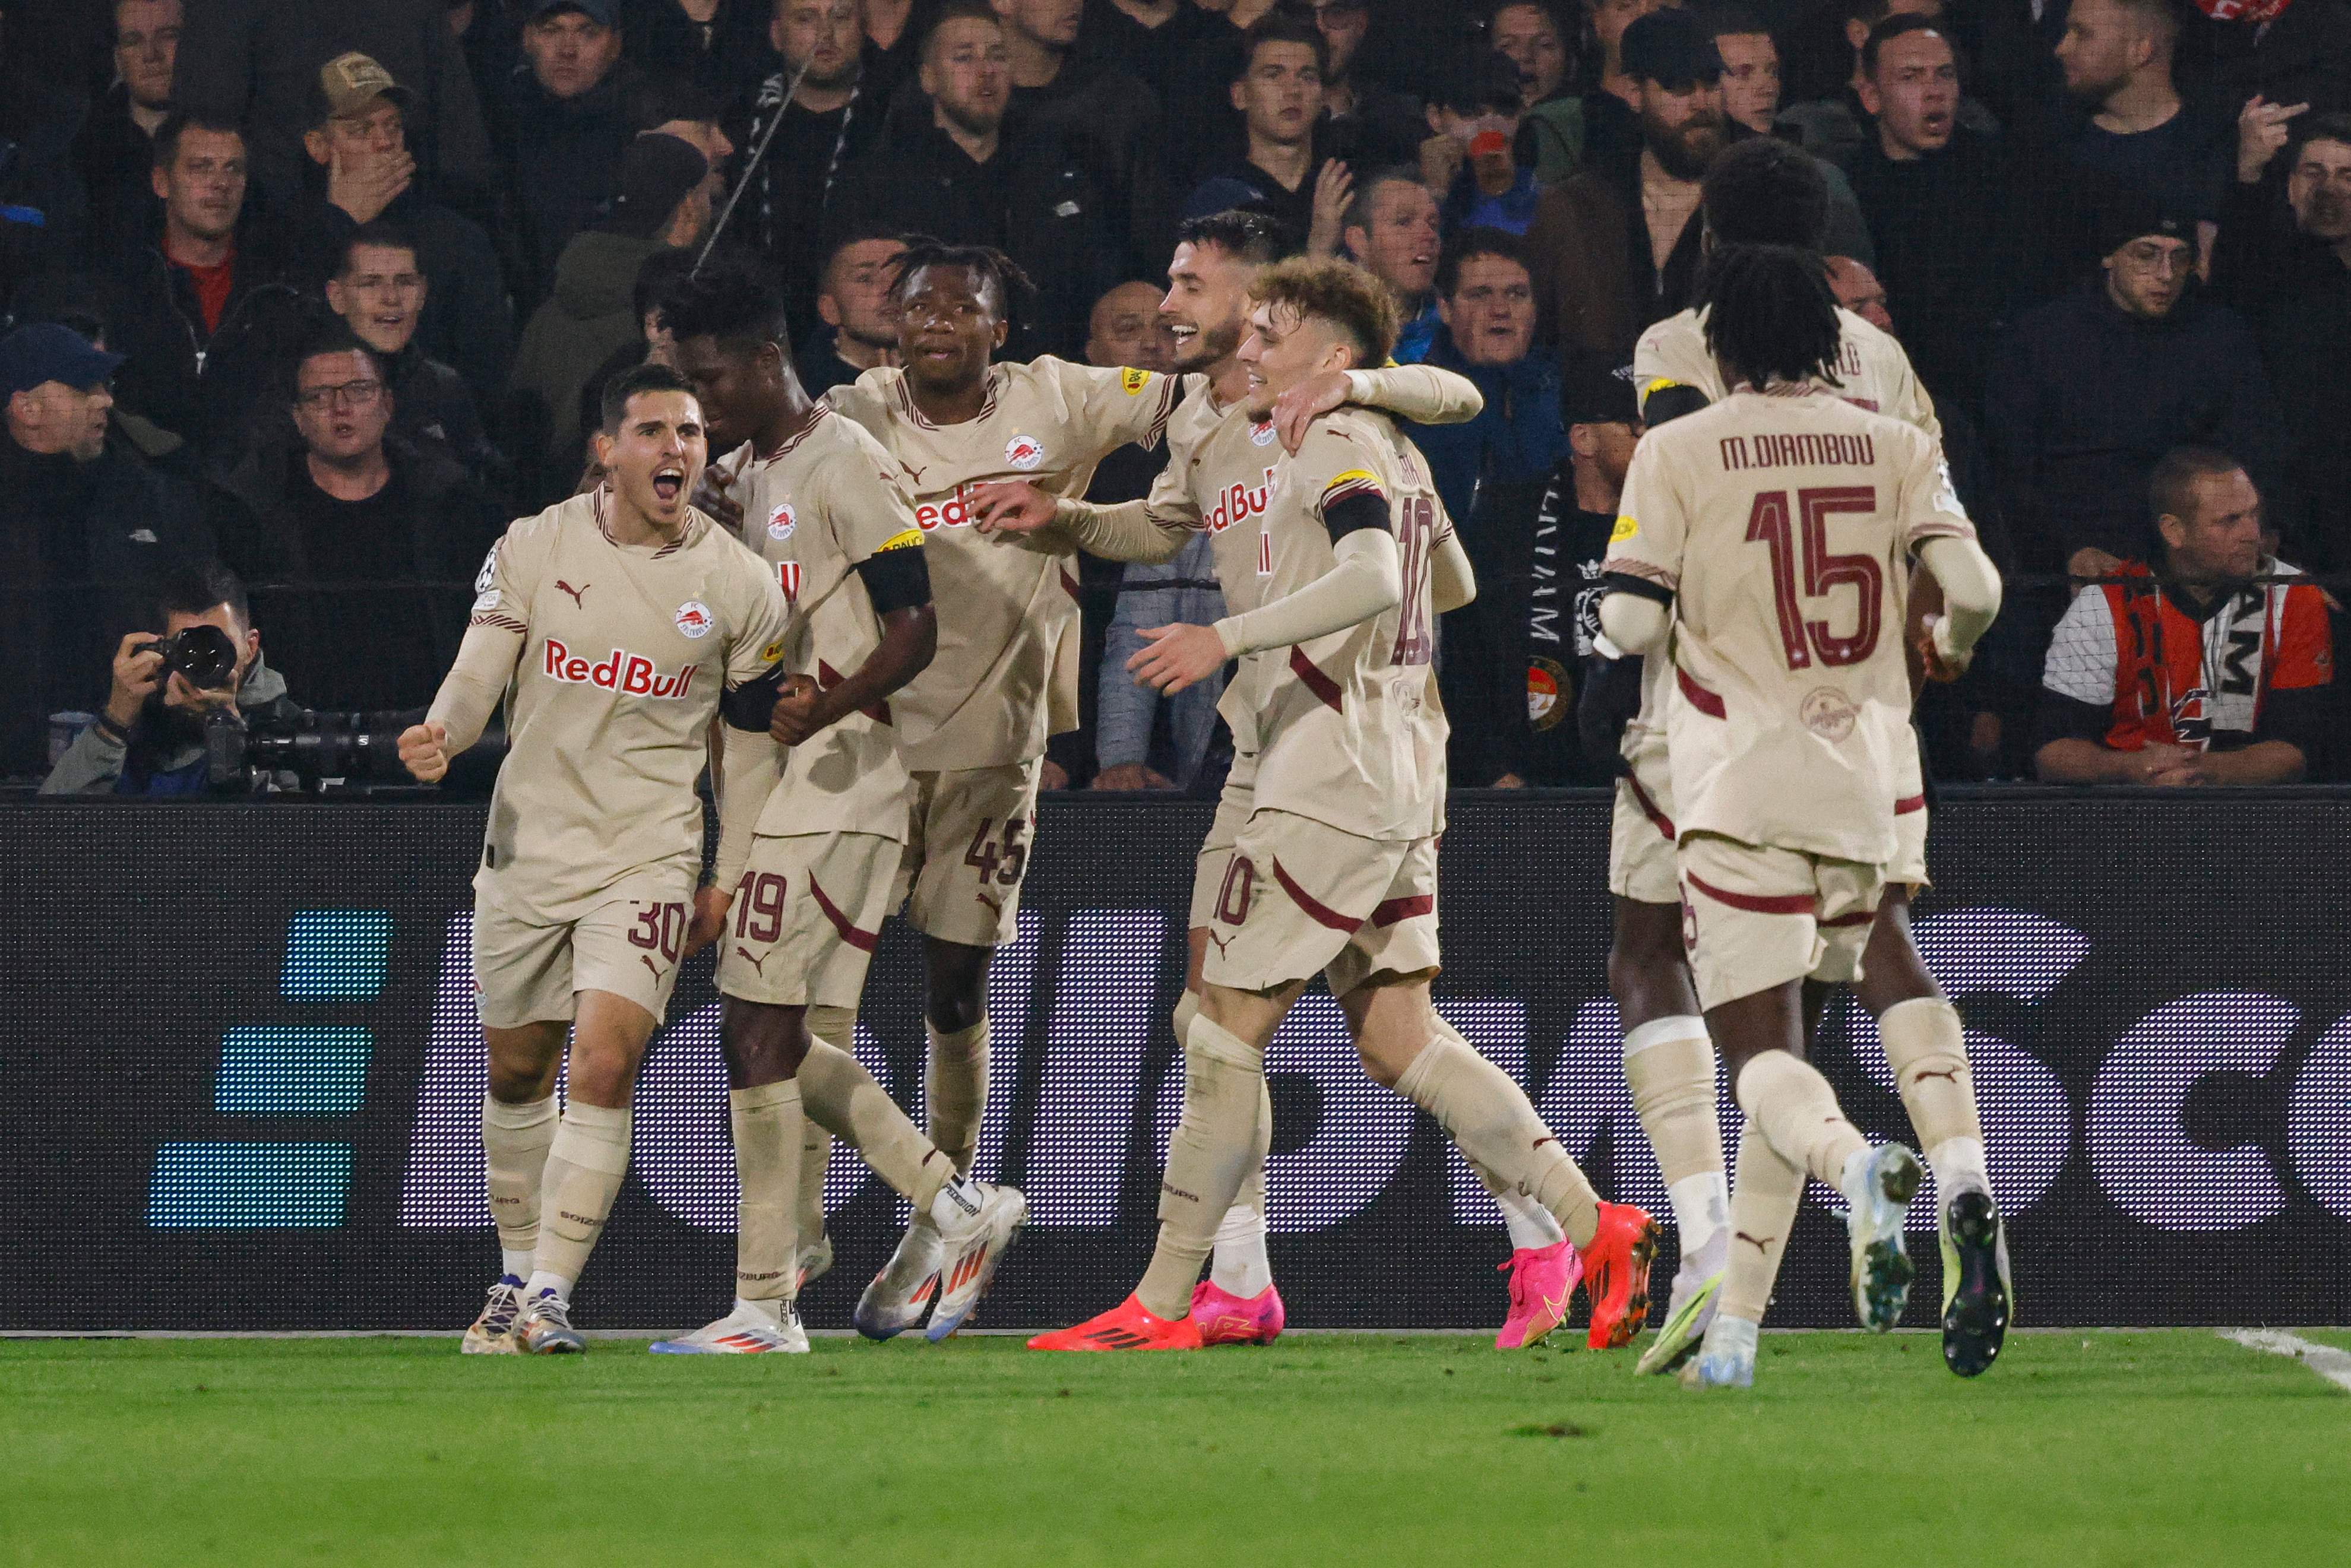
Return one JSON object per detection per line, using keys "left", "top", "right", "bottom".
{"left": 2238, "top": 94, "right": 2309, "bottom": 185}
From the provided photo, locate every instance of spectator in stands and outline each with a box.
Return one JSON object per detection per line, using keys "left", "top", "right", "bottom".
{"left": 2036, "top": 448, "right": 2331, "bottom": 785}
{"left": 1407, "top": 229, "right": 1559, "bottom": 527}
{"left": 1423, "top": 50, "right": 1541, "bottom": 237}
{"left": 1, "top": 322, "right": 213, "bottom": 777}
{"left": 996, "top": 0, "right": 1163, "bottom": 268}
{"left": 324, "top": 223, "right": 502, "bottom": 488}
{"left": 1525, "top": 8, "right": 1725, "bottom": 365}
{"left": 296, "top": 52, "right": 514, "bottom": 414}
{"left": 1580, "top": 0, "right": 1665, "bottom": 169}
{"left": 1777, "top": 0, "right": 1995, "bottom": 164}
{"left": 1496, "top": 2, "right": 1584, "bottom": 185}
{"left": 2217, "top": 107, "right": 2351, "bottom": 566}
{"left": 1988, "top": 191, "right": 2292, "bottom": 582}
{"left": 1693, "top": 5, "right": 1876, "bottom": 264}
{"left": 1096, "top": 536, "right": 1226, "bottom": 791}
{"left": 1309, "top": 0, "right": 1422, "bottom": 170}
{"left": 2056, "top": 0, "right": 2230, "bottom": 257}
{"left": 827, "top": 1, "right": 1116, "bottom": 359}
{"left": 1086, "top": 279, "right": 1179, "bottom": 374}
{"left": 503, "top": 0, "right": 640, "bottom": 311}
{"left": 620, "top": 0, "right": 771, "bottom": 101}
{"left": 1343, "top": 169, "right": 1444, "bottom": 360}
{"left": 2189, "top": 0, "right": 2351, "bottom": 119}
{"left": 76, "top": 0, "right": 181, "bottom": 263}
{"left": 507, "top": 132, "right": 708, "bottom": 501}
{"left": 1824, "top": 252, "right": 1894, "bottom": 328}
{"left": 1844, "top": 15, "right": 2027, "bottom": 410}
{"left": 101, "top": 113, "right": 305, "bottom": 463}
{"left": 167, "top": 0, "right": 495, "bottom": 221}
{"left": 210, "top": 331, "right": 492, "bottom": 712}
{"left": 799, "top": 227, "right": 906, "bottom": 400}
{"left": 1451, "top": 351, "right": 1639, "bottom": 787}
{"left": 41, "top": 562, "right": 303, "bottom": 796}
{"left": 738, "top": 0, "right": 885, "bottom": 334}
{"left": 1186, "top": 14, "right": 1340, "bottom": 255}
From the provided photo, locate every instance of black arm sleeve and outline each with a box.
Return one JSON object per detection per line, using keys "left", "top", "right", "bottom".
{"left": 854, "top": 546, "right": 932, "bottom": 616}
{"left": 1322, "top": 488, "right": 1391, "bottom": 542}
{"left": 2251, "top": 683, "right": 2328, "bottom": 759}
{"left": 719, "top": 662, "right": 791, "bottom": 732}
{"left": 1639, "top": 383, "right": 1711, "bottom": 426}
{"left": 1600, "top": 570, "right": 1674, "bottom": 606}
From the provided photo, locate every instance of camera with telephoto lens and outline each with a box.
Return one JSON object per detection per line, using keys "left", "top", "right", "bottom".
{"left": 203, "top": 707, "right": 413, "bottom": 794}
{"left": 154, "top": 623, "right": 242, "bottom": 690}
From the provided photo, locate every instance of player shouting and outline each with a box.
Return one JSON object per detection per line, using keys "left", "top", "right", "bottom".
{"left": 1593, "top": 138, "right": 2011, "bottom": 1379}
{"left": 644, "top": 264, "right": 1027, "bottom": 1354}
{"left": 1023, "top": 258, "right": 1657, "bottom": 1351}
{"left": 403, "top": 365, "right": 793, "bottom": 1355}
{"left": 1593, "top": 245, "right": 2002, "bottom": 1389}
{"left": 977, "top": 213, "right": 1603, "bottom": 1351}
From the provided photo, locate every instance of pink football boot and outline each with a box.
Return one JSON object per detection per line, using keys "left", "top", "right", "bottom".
{"left": 1189, "top": 1279, "right": 1286, "bottom": 1345}
{"left": 1495, "top": 1240, "right": 1583, "bottom": 1349}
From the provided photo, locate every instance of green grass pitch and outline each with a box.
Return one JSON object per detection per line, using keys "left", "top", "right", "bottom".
{"left": 4, "top": 1330, "right": 2344, "bottom": 1567}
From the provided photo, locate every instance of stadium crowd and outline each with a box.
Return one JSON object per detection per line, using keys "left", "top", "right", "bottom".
{"left": 3, "top": 0, "right": 2346, "bottom": 793}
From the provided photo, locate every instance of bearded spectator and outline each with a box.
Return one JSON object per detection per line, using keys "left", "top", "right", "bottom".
{"left": 77, "top": 0, "right": 183, "bottom": 264}
{"left": 735, "top": 0, "right": 886, "bottom": 334}
{"left": 1525, "top": 8, "right": 1726, "bottom": 364}
{"left": 828, "top": 1, "right": 1118, "bottom": 358}
{"left": 2216, "top": 107, "right": 2351, "bottom": 566}
{"left": 798, "top": 227, "right": 906, "bottom": 400}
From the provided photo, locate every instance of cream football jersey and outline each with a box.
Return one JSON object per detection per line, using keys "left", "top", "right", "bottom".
{"left": 716, "top": 407, "right": 925, "bottom": 840}
{"left": 1602, "top": 389, "right": 1973, "bottom": 865}
{"left": 825, "top": 357, "right": 1178, "bottom": 772}
{"left": 1632, "top": 305, "right": 1941, "bottom": 440}
{"left": 467, "top": 489, "right": 792, "bottom": 917}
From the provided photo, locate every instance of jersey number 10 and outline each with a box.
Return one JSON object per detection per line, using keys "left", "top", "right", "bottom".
{"left": 1745, "top": 486, "right": 1882, "bottom": 670}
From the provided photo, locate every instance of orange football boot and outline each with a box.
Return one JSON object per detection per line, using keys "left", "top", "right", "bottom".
{"left": 1028, "top": 1293, "right": 1206, "bottom": 1351}
{"left": 1581, "top": 1200, "right": 1661, "bottom": 1349}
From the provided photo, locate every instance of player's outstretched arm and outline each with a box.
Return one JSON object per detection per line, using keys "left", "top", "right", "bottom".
{"left": 1430, "top": 514, "right": 1476, "bottom": 613}
{"left": 1218, "top": 527, "right": 1403, "bottom": 657}
{"left": 1270, "top": 366, "right": 1486, "bottom": 454}
{"left": 402, "top": 619, "right": 526, "bottom": 781}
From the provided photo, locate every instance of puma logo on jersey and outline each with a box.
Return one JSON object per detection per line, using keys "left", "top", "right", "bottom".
{"left": 542, "top": 639, "right": 700, "bottom": 698}
{"left": 556, "top": 579, "right": 590, "bottom": 609}
{"left": 735, "top": 946, "right": 768, "bottom": 972}
{"left": 974, "top": 891, "right": 1003, "bottom": 916}
{"left": 901, "top": 461, "right": 927, "bottom": 486}
{"left": 640, "top": 955, "right": 665, "bottom": 979}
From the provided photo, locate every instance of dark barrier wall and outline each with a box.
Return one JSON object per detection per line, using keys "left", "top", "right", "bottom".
{"left": 4, "top": 793, "right": 2348, "bottom": 1332}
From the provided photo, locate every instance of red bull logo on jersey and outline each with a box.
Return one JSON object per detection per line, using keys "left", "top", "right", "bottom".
{"left": 766, "top": 502, "right": 797, "bottom": 542}
{"left": 1205, "top": 465, "right": 1279, "bottom": 534}
{"left": 542, "top": 640, "right": 700, "bottom": 699}
{"left": 915, "top": 483, "right": 980, "bottom": 531}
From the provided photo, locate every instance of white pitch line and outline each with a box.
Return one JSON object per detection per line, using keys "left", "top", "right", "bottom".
{"left": 2219, "top": 1329, "right": 2351, "bottom": 1393}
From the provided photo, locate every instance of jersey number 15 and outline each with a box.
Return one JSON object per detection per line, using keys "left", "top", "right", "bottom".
{"left": 1745, "top": 486, "right": 1882, "bottom": 670}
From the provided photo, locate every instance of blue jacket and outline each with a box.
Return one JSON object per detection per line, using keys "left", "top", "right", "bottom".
{"left": 1403, "top": 331, "right": 1567, "bottom": 527}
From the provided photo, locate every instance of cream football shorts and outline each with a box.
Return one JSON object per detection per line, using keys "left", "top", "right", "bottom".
{"left": 1608, "top": 735, "right": 1680, "bottom": 905}
{"left": 1675, "top": 832, "right": 1884, "bottom": 1012}
{"left": 716, "top": 831, "right": 900, "bottom": 1009}
{"left": 472, "top": 863, "right": 697, "bottom": 1030}
{"left": 1200, "top": 807, "right": 1441, "bottom": 998}
{"left": 1186, "top": 748, "right": 1258, "bottom": 932}
{"left": 902, "top": 757, "right": 1043, "bottom": 949}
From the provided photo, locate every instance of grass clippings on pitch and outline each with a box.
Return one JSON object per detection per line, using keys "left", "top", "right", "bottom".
{"left": 2, "top": 1330, "right": 2344, "bottom": 1567}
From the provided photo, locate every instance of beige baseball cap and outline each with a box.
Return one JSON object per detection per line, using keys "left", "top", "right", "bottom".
{"left": 315, "top": 52, "right": 415, "bottom": 124}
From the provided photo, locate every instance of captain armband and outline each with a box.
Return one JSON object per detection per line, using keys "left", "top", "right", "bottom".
{"left": 855, "top": 533, "right": 932, "bottom": 616}
{"left": 720, "top": 661, "right": 791, "bottom": 732}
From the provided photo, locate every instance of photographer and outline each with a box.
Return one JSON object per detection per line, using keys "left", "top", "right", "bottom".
{"left": 42, "top": 562, "right": 300, "bottom": 796}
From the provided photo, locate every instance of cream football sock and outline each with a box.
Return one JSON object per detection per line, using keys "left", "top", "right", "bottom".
{"left": 925, "top": 1018, "right": 990, "bottom": 1175}
{"left": 1623, "top": 1016, "right": 1729, "bottom": 1259}
{"left": 729, "top": 1080, "right": 803, "bottom": 1317}
{"left": 1138, "top": 1014, "right": 1267, "bottom": 1320}
{"left": 482, "top": 1094, "right": 557, "bottom": 1279}
{"left": 528, "top": 1101, "right": 632, "bottom": 1303}
{"left": 1394, "top": 1031, "right": 1602, "bottom": 1250}
{"left": 1719, "top": 1119, "right": 1805, "bottom": 1324}
{"left": 1879, "top": 998, "right": 1991, "bottom": 1201}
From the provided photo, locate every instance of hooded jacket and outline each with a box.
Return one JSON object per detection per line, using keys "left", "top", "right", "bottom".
{"left": 504, "top": 229, "right": 670, "bottom": 498}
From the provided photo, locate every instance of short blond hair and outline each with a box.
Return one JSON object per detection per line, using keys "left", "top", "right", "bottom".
{"left": 1250, "top": 255, "right": 1400, "bottom": 368}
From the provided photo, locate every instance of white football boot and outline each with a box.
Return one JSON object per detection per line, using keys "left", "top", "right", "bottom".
{"left": 1842, "top": 1143, "right": 1924, "bottom": 1332}
{"left": 925, "top": 1183, "right": 1029, "bottom": 1342}
{"left": 649, "top": 1301, "right": 810, "bottom": 1354}
{"left": 1679, "top": 1314, "right": 1758, "bottom": 1389}
{"left": 855, "top": 1217, "right": 945, "bottom": 1341}
{"left": 460, "top": 1276, "right": 525, "bottom": 1355}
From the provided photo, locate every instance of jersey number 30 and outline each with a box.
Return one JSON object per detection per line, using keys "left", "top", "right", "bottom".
{"left": 1745, "top": 486, "right": 1881, "bottom": 669}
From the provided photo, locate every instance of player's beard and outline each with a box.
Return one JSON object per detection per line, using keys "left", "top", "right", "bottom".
{"left": 1174, "top": 314, "right": 1242, "bottom": 376}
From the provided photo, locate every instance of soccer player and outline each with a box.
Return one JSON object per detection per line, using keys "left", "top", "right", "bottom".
{"left": 401, "top": 364, "right": 793, "bottom": 1355}
{"left": 1023, "top": 257, "right": 1657, "bottom": 1351}
{"left": 1597, "top": 138, "right": 2011, "bottom": 1379}
{"left": 644, "top": 263, "right": 1028, "bottom": 1354}
{"left": 807, "top": 240, "right": 1185, "bottom": 1338}
{"left": 1594, "top": 245, "right": 2002, "bottom": 1389}
{"left": 977, "top": 213, "right": 1599, "bottom": 1351}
